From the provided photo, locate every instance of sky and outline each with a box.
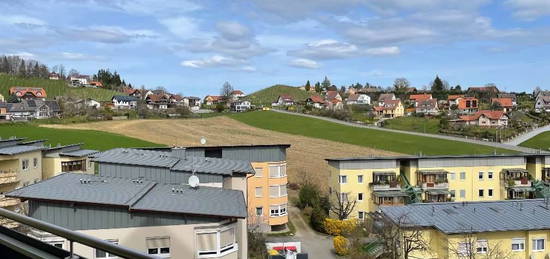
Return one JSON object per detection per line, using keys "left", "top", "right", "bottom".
{"left": 1, "top": 0, "right": 550, "bottom": 96}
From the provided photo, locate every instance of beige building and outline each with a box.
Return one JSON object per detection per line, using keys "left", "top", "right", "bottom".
{"left": 41, "top": 143, "right": 97, "bottom": 179}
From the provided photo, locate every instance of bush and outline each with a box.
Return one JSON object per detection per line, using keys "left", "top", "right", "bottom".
{"left": 310, "top": 206, "right": 328, "bottom": 233}
{"left": 297, "top": 181, "right": 321, "bottom": 209}
{"left": 333, "top": 235, "right": 350, "bottom": 256}
{"left": 248, "top": 230, "right": 267, "bottom": 259}
{"left": 324, "top": 218, "right": 357, "bottom": 236}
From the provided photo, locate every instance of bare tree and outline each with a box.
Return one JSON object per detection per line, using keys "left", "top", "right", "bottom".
{"left": 393, "top": 77, "right": 410, "bottom": 91}
{"left": 330, "top": 191, "right": 357, "bottom": 220}
{"left": 448, "top": 230, "right": 512, "bottom": 259}
{"left": 220, "top": 81, "right": 234, "bottom": 101}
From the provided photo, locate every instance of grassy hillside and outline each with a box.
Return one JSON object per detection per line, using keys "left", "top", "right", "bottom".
{"left": 0, "top": 74, "right": 123, "bottom": 101}
{"left": 229, "top": 111, "right": 517, "bottom": 155}
{"left": 519, "top": 132, "right": 550, "bottom": 151}
{"left": 383, "top": 117, "right": 441, "bottom": 134}
{"left": 246, "top": 84, "right": 315, "bottom": 105}
{"left": 0, "top": 123, "right": 164, "bottom": 151}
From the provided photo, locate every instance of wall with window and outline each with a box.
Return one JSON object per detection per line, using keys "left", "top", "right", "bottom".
{"left": 42, "top": 157, "right": 95, "bottom": 180}
{"left": 14, "top": 151, "right": 42, "bottom": 188}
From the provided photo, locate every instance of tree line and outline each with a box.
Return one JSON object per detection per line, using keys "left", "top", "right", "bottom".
{"left": 0, "top": 55, "right": 50, "bottom": 78}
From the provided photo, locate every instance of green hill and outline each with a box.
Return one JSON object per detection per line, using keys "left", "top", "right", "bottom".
{"left": 0, "top": 74, "right": 124, "bottom": 102}
{"left": 246, "top": 84, "right": 315, "bottom": 106}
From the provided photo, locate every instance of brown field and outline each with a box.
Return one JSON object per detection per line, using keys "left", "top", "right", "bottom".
{"left": 43, "top": 116, "right": 399, "bottom": 190}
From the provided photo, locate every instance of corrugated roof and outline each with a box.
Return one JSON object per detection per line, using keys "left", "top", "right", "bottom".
{"left": 7, "top": 173, "right": 247, "bottom": 218}
{"left": 171, "top": 156, "right": 253, "bottom": 175}
{"left": 380, "top": 199, "right": 550, "bottom": 234}
{"left": 59, "top": 149, "right": 99, "bottom": 157}
{"left": 0, "top": 145, "right": 43, "bottom": 155}
{"left": 92, "top": 148, "right": 180, "bottom": 168}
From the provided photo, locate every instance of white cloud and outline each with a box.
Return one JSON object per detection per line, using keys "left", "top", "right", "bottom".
{"left": 289, "top": 58, "right": 320, "bottom": 69}
{"left": 288, "top": 39, "right": 361, "bottom": 59}
{"left": 59, "top": 52, "right": 104, "bottom": 61}
{"left": 106, "top": 0, "right": 201, "bottom": 16}
{"left": 241, "top": 66, "right": 257, "bottom": 72}
{"left": 0, "top": 15, "right": 46, "bottom": 27}
{"left": 160, "top": 16, "right": 202, "bottom": 38}
{"left": 250, "top": 0, "right": 362, "bottom": 20}
{"left": 216, "top": 21, "right": 251, "bottom": 41}
{"left": 181, "top": 55, "right": 246, "bottom": 68}
{"left": 344, "top": 25, "right": 434, "bottom": 45}
{"left": 6, "top": 52, "right": 36, "bottom": 59}
{"left": 365, "top": 46, "right": 400, "bottom": 56}
{"left": 57, "top": 26, "right": 157, "bottom": 44}
{"left": 505, "top": 0, "right": 550, "bottom": 20}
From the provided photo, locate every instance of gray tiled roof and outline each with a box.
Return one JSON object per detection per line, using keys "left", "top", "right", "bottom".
{"left": 380, "top": 199, "right": 550, "bottom": 234}
{"left": 0, "top": 145, "right": 43, "bottom": 155}
{"left": 7, "top": 173, "right": 247, "bottom": 218}
{"left": 59, "top": 149, "right": 99, "bottom": 157}
{"left": 112, "top": 95, "right": 138, "bottom": 102}
{"left": 92, "top": 148, "right": 180, "bottom": 168}
{"left": 171, "top": 156, "right": 253, "bottom": 175}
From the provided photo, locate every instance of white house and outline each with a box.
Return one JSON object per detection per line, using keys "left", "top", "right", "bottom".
{"left": 346, "top": 94, "right": 371, "bottom": 105}
{"left": 535, "top": 93, "right": 550, "bottom": 112}
{"left": 231, "top": 100, "right": 251, "bottom": 112}
{"left": 112, "top": 95, "right": 138, "bottom": 109}
{"left": 70, "top": 75, "right": 90, "bottom": 86}
{"left": 272, "top": 95, "right": 294, "bottom": 106}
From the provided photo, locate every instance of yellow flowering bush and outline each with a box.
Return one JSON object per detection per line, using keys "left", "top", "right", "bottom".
{"left": 324, "top": 218, "right": 357, "bottom": 236}
{"left": 333, "top": 235, "right": 349, "bottom": 256}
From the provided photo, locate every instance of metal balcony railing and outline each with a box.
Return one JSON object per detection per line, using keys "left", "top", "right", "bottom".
{"left": 0, "top": 208, "right": 156, "bottom": 259}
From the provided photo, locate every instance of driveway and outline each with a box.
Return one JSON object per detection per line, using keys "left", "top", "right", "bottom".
{"left": 289, "top": 206, "right": 338, "bottom": 259}
{"left": 504, "top": 124, "right": 550, "bottom": 146}
{"left": 271, "top": 109, "right": 538, "bottom": 153}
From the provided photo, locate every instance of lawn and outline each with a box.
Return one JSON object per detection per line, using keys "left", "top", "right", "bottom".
{"left": 0, "top": 74, "right": 123, "bottom": 101}
{"left": 229, "top": 111, "right": 516, "bottom": 155}
{"left": 519, "top": 132, "right": 550, "bottom": 151}
{"left": 246, "top": 84, "right": 315, "bottom": 106}
{"left": 382, "top": 117, "right": 441, "bottom": 134}
{"left": 0, "top": 123, "right": 164, "bottom": 151}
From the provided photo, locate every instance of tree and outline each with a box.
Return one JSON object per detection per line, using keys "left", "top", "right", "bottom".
{"left": 330, "top": 191, "right": 357, "bottom": 220}
{"left": 68, "top": 69, "right": 79, "bottom": 78}
{"left": 220, "top": 81, "right": 234, "bottom": 102}
{"left": 394, "top": 77, "right": 410, "bottom": 99}
{"left": 305, "top": 80, "right": 311, "bottom": 92}
{"left": 18, "top": 59, "right": 26, "bottom": 77}
{"left": 315, "top": 82, "right": 322, "bottom": 93}
{"left": 321, "top": 76, "right": 331, "bottom": 89}
{"left": 448, "top": 231, "right": 512, "bottom": 259}
{"left": 370, "top": 213, "right": 430, "bottom": 259}
{"left": 431, "top": 75, "right": 448, "bottom": 99}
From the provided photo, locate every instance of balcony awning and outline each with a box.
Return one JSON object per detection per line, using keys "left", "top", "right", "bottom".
{"left": 418, "top": 170, "right": 449, "bottom": 175}
{"left": 508, "top": 186, "right": 535, "bottom": 192}
{"left": 502, "top": 168, "right": 528, "bottom": 174}
{"left": 373, "top": 191, "right": 408, "bottom": 197}
{"left": 425, "top": 189, "right": 450, "bottom": 195}
{"left": 373, "top": 171, "right": 396, "bottom": 176}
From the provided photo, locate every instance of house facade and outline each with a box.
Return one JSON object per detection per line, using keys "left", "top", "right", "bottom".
{"left": 346, "top": 94, "right": 371, "bottom": 105}
{"left": 9, "top": 87, "right": 47, "bottom": 100}
{"left": 145, "top": 94, "right": 169, "bottom": 110}
{"left": 6, "top": 100, "right": 61, "bottom": 121}
{"left": 230, "top": 100, "right": 251, "bottom": 112}
{"left": 415, "top": 98, "right": 439, "bottom": 115}
{"left": 374, "top": 99, "right": 404, "bottom": 118}
{"left": 111, "top": 95, "right": 138, "bottom": 109}
{"left": 272, "top": 95, "right": 294, "bottom": 106}
{"left": 41, "top": 144, "right": 97, "bottom": 179}
{"left": 204, "top": 95, "right": 223, "bottom": 106}
{"left": 457, "top": 110, "right": 509, "bottom": 127}
{"left": 456, "top": 97, "right": 479, "bottom": 113}
{"left": 305, "top": 96, "right": 326, "bottom": 109}
{"left": 535, "top": 94, "right": 550, "bottom": 112}
{"left": 491, "top": 97, "right": 514, "bottom": 113}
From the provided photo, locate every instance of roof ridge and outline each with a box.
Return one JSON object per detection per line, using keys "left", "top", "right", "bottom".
{"left": 126, "top": 182, "right": 158, "bottom": 207}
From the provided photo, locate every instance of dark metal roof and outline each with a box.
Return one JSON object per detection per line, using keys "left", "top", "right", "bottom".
{"left": 7, "top": 173, "right": 247, "bottom": 218}
{"left": 112, "top": 95, "right": 138, "bottom": 102}
{"left": 380, "top": 199, "right": 550, "bottom": 234}
{"left": 171, "top": 156, "right": 253, "bottom": 175}
{"left": 326, "top": 153, "right": 550, "bottom": 162}
{"left": 0, "top": 145, "right": 43, "bottom": 155}
{"left": 59, "top": 149, "right": 99, "bottom": 157}
{"left": 184, "top": 144, "right": 291, "bottom": 149}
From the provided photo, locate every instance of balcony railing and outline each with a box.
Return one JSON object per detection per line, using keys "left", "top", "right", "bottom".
{"left": 505, "top": 178, "right": 531, "bottom": 187}
{"left": 0, "top": 171, "right": 19, "bottom": 185}
{"left": 371, "top": 183, "right": 401, "bottom": 191}
{"left": 421, "top": 182, "right": 449, "bottom": 189}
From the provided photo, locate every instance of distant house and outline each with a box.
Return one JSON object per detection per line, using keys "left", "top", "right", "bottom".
{"left": 491, "top": 98, "right": 514, "bottom": 113}
{"left": 6, "top": 100, "right": 61, "bottom": 120}
{"left": 326, "top": 99, "right": 344, "bottom": 110}
{"left": 456, "top": 110, "right": 509, "bottom": 127}
{"left": 447, "top": 94, "right": 464, "bottom": 107}
{"left": 272, "top": 95, "right": 294, "bottom": 106}
{"left": 9, "top": 87, "right": 47, "bottom": 100}
{"left": 409, "top": 93, "right": 432, "bottom": 103}
{"left": 346, "top": 94, "right": 371, "bottom": 105}
{"left": 535, "top": 93, "right": 550, "bottom": 112}
{"left": 69, "top": 75, "right": 90, "bottom": 86}
{"left": 497, "top": 93, "right": 517, "bottom": 105}
{"left": 48, "top": 72, "right": 60, "bottom": 80}
{"left": 305, "top": 96, "right": 325, "bottom": 109}
{"left": 467, "top": 85, "right": 500, "bottom": 100}
{"left": 456, "top": 97, "right": 479, "bottom": 113}
{"left": 374, "top": 99, "right": 404, "bottom": 118}
{"left": 88, "top": 81, "right": 103, "bottom": 88}
{"left": 231, "top": 90, "right": 245, "bottom": 99}
{"left": 71, "top": 98, "right": 101, "bottom": 109}
{"left": 378, "top": 93, "right": 396, "bottom": 104}
{"left": 415, "top": 98, "right": 439, "bottom": 115}
{"left": 204, "top": 95, "right": 223, "bottom": 106}
{"left": 325, "top": 91, "right": 342, "bottom": 102}
{"left": 231, "top": 100, "right": 251, "bottom": 112}
{"left": 146, "top": 94, "right": 169, "bottom": 110}
{"left": 169, "top": 94, "right": 185, "bottom": 106}
{"left": 184, "top": 96, "right": 201, "bottom": 111}
{"left": 123, "top": 88, "right": 142, "bottom": 98}
{"left": 112, "top": 95, "right": 138, "bottom": 109}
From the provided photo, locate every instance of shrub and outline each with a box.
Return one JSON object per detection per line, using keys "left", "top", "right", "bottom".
{"left": 297, "top": 181, "right": 320, "bottom": 209}
{"left": 310, "top": 206, "right": 327, "bottom": 233}
{"left": 333, "top": 235, "right": 350, "bottom": 256}
{"left": 248, "top": 230, "right": 267, "bottom": 259}
{"left": 324, "top": 218, "right": 357, "bottom": 236}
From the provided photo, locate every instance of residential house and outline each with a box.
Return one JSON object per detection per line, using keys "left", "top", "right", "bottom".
{"left": 467, "top": 85, "right": 500, "bottom": 101}
{"left": 231, "top": 100, "right": 251, "bottom": 112}
{"left": 374, "top": 99, "right": 404, "bottom": 118}
{"left": 415, "top": 98, "right": 439, "bottom": 115}
{"left": 305, "top": 96, "right": 326, "bottom": 109}
{"left": 69, "top": 75, "right": 90, "bottom": 86}
{"left": 447, "top": 94, "right": 465, "bottom": 108}
{"left": 231, "top": 90, "right": 245, "bottom": 99}
{"left": 204, "top": 95, "right": 224, "bottom": 106}
{"left": 71, "top": 98, "right": 101, "bottom": 109}
{"left": 326, "top": 99, "right": 344, "bottom": 110}
{"left": 272, "top": 95, "right": 294, "bottom": 106}
{"left": 346, "top": 94, "right": 371, "bottom": 105}
{"left": 41, "top": 143, "right": 97, "bottom": 179}
{"left": 123, "top": 88, "right": 142, "bottom": 98}
{"left": 9, "top": 87, "right": 47, "bottom": 100}
{"left": 409, "top": 93, "right": 432, "bottom": 103}
{"left": 457, "top": 110, "right": 509, "bottom": 127}
{"left": 325, "top": 91, "right": 342, "bottom": 102}
{"left": 185, "top": 96, "right": 201, "bottom": 111}
{"left": 498, "top": 93, "right": 517, "bottom": 106}
{"left": 7, "top": 172, "right": 248, "bottom": 259}
{"left": 535, "top": 93, "right": 550, "bottom": 112}
{"left": 378, "top": 93, "right": 396, "bottom": 104}
{"left": 48, "top": 72, "right": 60, "bottom": 80}
{"left": 169, "top": 94, "right": 185, "bottom": 106}
{"left": 111, "top": 95, "right": 138, "bottom": 109}
{"left": 491, "top": 97, "right": 514, "bottom": 113}
{"left": 88, "top": 81, "right": 103, "bottom": 88}
{"left": 379, "top": 199, "right": 550, "bottom": 259}
{"left": 6, "top": 100, "right": 61, "bottom": 121}
{"left": 456, "top": 97, "right": 479, "bottom": 113}
{"left": 145, "top": 94, "right": 169, "bottom": 110}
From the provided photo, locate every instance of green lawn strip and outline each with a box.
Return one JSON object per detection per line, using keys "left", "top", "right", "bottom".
{"left": 229, "top": 111, "right": 516, "bottom": 155}
{"left": 0, "top": 123, "right": 164, "bottom": 151}
{"left": 519, "top": 132, "right": 550, "bottom": 151}
{"left": 246, "top": 85, "right": 314, "bottom": 106}
{"left": 382, "top": 117, "right": 441, "bottom": 134}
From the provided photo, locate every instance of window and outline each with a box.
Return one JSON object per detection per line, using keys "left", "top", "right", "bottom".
{"left": 358, "top": 211, "right": 365, "bottom": 219}
{"left": 61, "top": 160, "right": 85, "bottom": 172}
{"left": 488, "top": 171, "right": 493, "bottom": 179}
{"left": 511, "top": 238, "right": 525, "bottom": 251}
{"left": 533, "top": 238, "right": 545, "bottom": 251}
{"left": 269, "top": 165, "right": 286, "bottom": 178}
{"left": 256, "top": 207, "right": 263, "bottom": 216}
{"left": 488, "top": 189, "right": 493, "bottom": 197}
{"left": 460, "top": 172, "right": 466, "bottom": 180}
{"left": 339, "top": 175, "right": 347, "bottom": 184}
{"left": 478, "top": 189, "right": 484, "bottom": 197}
{"left": 357, "top": 175, "right": 363, "bottom": 183}
{"left": 146, "top": 237, "right": 170, "bottom": 258}
{"left": 22, "top": 159, "right": 29, "bottom": 171}
{"left": 255, "top": 187, "right": 262, "bottom": 197}
{"left": 340, "top": 193, "right": 348, "bottom": 202}
{"left": 254, "top": 167, "right": 263, "bottom": 177}
{"left": 476, "top": 240, "right": 488, "bottom": 254}
{"left": 33, "top": 158, "right": 39, "bottom": 168}
{"left": 458, "top": 242, "right": 471, "bottom": 257}
{"left": 95, "top": 240, "right": 118, "bottom": 258}
{"left": 270, "top": 204, "right": 287, "bottom": 217}
{"left": 450, "top": 172, "right": 456, "bottom": 180}
{"left": 358, "top": 193, "right": 363, "bottom": 201}
{"left": 269, "top": 185, "right": 287, "bottom": 197}
{"left": 460, "top": 190, "right": 466, "bottom": 198}
{"left": 197, "top": 227, "right": 237, "bottom": 257}
{"left": 478, "top": 172, "right": 484, "bottom": 180}
{"left": 450, "top": 190, "right": 456, "bottom": 198}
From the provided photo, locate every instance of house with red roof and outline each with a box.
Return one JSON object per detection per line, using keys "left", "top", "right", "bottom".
{"left": 415, "top": 98, "right": 439, "bottom": 115}
{"left": 204, "top": 95, "right": 224, "bottom": 106}
{"left": 48, "top": 72, "right": 60, "bottom": 80}
{"left": 455, "top": 110, "right": 509, "bottom": 127}
{"left": 169, "top": 94, "right": 185, "bottom": 106}
{"left": 123, "top": 88, "right": 142, "bottom": 98}
{"left": 325, "top": 91, "right": 342, "bottom": 102}
{"left": 456, "top": 97, "right": 479, "bottom": 113}
{"left": 374, "top": 99, "right": 404, "bottom": 118}
{"left": 9, "top": 87, "right": 47, "bottom": 100}
{"left": 272, "top": 95, "right": 294, "bottom": 106}
{"left": 305, "top": 95, "right": 326, "bottom": 109}
{"left": 89, "top": 81, "right": 103, "bottom": 88}
{"left": 146, "top": 94, "right": 169, "bottom": 110}
{"left": 409, "top": 93, "right": 432, "bottom": 102}
{"left": 230, "top": 90, "right": 245, "bottom": 98}
{"left": 491, "top": 98, "right": 514, "bottom": 113}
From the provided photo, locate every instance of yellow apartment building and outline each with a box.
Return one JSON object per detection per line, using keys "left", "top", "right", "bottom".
{"left": 41, "top": 144, "right": 97, "bottom": 179}
{"left": 327, "top": 154, "right": 550, "bottom": 220}
{"left": 379, "top": 199, "right": 550, "bottom": 259}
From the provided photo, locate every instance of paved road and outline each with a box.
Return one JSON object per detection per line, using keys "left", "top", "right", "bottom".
{"left": 504, "top": 124, "right": 550, "bottom": 146}
{"left": 271, "top": 109, "right": 538, "bottom": 153}
{"left": 289, "top": 207, "right": 338, "bottom": 259}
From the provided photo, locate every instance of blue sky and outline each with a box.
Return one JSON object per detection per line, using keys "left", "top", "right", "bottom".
{"left": 1, "top": 0, "right": 550, "bottom": 96}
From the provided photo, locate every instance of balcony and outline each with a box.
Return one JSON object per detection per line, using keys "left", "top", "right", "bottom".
{"left": 0, "top": 171, "right": 19, "bottom": 185}
{"left": 372, "top": 191, "right": 407, "bottom": 206}
{"left": 421, "top": 182, "right": 449, "bottom": 189}
{"left": 502, "top": 168, "right": 531, "bottom": 188}
{"left": 0, "top": 195, "right": 20, "bottom": 208}
{"left": 371, "top": 172, "right": 400, "bottom": 191}
{"left": 417, "top": 170, "right": 449, "bottom": 190}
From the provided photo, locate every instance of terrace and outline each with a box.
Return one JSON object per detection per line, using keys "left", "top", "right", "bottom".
{"left": 418, "top": 170, "right": 449, "bottom": 190}
{"left": 373, "top": 191, "right": 407, "bottom": 206}
{"left": 370, "top": 171, "right": 400, "bottom": 191}
{"left": 502, "top": 168, "right": 535, "bottom": 200}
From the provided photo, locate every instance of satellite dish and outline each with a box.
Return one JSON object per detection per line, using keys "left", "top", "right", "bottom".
{"left": 200, "top": 137, "right": 207, "bottom": 145}
{"left": 188, "top": 175, "right": 200, "bottom": 188}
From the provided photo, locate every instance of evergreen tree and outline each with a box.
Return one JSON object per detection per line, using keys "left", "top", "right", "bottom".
{"left": 321, "top": 76, "right": 331, "bottom": 89}
{"left": 18, "top": 60, "right": 26, "bottom": 77}
{"left": 431, "top": 75, "right": 446, "bottom": 99}
{"left": 314, "top": 82, "right": 321, "bottom": 93}
{"left": 305, "top": 80, "right": 311, "bottom": 92}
